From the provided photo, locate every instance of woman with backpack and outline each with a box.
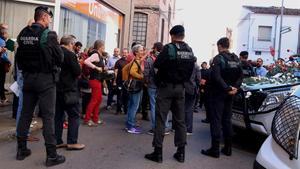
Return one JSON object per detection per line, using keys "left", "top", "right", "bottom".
{"left": 125, "top": 44, "right": 144, "bottom": 134}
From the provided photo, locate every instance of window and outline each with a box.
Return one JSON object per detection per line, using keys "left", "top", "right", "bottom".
{"left": 132, "top": 12, "right": 148, "bottom": 46}
{"left": 258, "top": 26, "right": 272, "bottom": 41}
{"left": 255, "top": 51, "right": 262, "bottom": 55}
{"left": 161, "top": 19, "right": 165, "bottom": 43}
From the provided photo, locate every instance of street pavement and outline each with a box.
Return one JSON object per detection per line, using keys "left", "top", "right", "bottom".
{"left": 0, "top": 107, "right": 264, "bottom": 169}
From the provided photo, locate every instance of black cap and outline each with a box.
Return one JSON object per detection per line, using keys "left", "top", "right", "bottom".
{"left": 170, "top": 25, "right": 185, "bottom": 36}
{"left": 35, "top": 6, "right": 53, "bottom": 18}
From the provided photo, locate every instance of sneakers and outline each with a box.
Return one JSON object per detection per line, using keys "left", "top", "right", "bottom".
{"left": 97, "top": 120, "right": 104, "bottom": 125}
{"left": 84, "top": 120, "right": 98, "bottom": 127}
{"left": 147, "top": 129, "right": 154, "bottom": 135}
{"left": 127, "top": 127, "right": 142, "bottom": 134}
{"left": 106, "top": 105, "right": 112, "bottom": 110}
{"left": 63, "top": 121, "right": 68, "bottom": 129}
{"left": 147, "top": 129, "right": 170, "bottom": 135}
{"left": 186, "top": 132, "right": 193, "bottom": 136}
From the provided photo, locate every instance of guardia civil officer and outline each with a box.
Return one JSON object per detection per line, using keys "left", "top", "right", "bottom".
{"left": 201, "top": 37, "right": 243, "bottom": 158}
{"left": 145, "top": 25, "right": 196, "bottom": 163}
{"left": 15, "top": 6, "right": 65, "bottom": 166}
{"left": 239, "top": 51, "right": 255, "bottom": 77}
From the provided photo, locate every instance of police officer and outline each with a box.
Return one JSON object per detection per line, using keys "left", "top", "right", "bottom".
{"left": 15, "top": 6, "right": 65, "bottom": 166}
{"left": 239, "top": 51, "right": 255, "bottom": 77}
{"left": 201, "top": 37, "right": 243, "bottom": 158}
{"left": 145, "top": 25, "right": 196, "bottom": 163}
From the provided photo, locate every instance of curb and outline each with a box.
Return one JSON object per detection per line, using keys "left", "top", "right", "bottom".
{"left": 0, "top": 119, "right": 43, "bottom": 142}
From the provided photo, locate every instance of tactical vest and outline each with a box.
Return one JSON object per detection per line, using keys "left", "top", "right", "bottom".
{"left": 17, "top": 25, "right": 48, "bottom": 73}
{"left": 218, "top": 52, "right": 242, "bottom": 86}
{"left": 161, "top": 42, "right": 196, "bottom": 84}
{"left": 89, "top": 50, "right": 106, "bottom": 81}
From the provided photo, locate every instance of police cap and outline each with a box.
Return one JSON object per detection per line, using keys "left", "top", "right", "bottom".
{"left": 35, "top": 6, "right": 53, "bottom": 18}
{"left": 170, "top": 25, "right": 185, "bottom": 36}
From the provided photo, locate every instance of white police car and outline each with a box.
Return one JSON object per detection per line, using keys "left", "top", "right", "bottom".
{"left": 254, "top": 86, "right": 300, "bottom": 169}
{"left": 232, "top": 76, "right": 300, "bottom": 135}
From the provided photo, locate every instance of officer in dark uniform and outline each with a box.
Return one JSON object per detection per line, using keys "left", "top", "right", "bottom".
{"left": 145, "top": 25, "right": 196, "bottom": 163}
{"left": 239, "top": 51, "right": 255, "bottom": 77}
{"left": 201, "top": 37, "right": 243, "bottom": 158}
{"left": 15, "top": 6, "right": 65, "bottom": 166}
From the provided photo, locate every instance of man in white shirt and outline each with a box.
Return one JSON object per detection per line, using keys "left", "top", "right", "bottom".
{"left": 107, "top": 48, "right": 121, "bottom": 110}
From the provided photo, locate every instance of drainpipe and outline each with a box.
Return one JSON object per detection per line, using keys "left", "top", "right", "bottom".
{"left": 298, "top": 23, "right": 300, "bottom": 54}
{"left": 53, "top": 0, "right": 61, "bottom": 32}
{"left": 247, "top": 14, "right": 251, "bottom": 51}
{"left": 127, "top": 0, "right": 133, "bottom": 48}
{"left": 274, "top": 15, "right": 279, "bottom": 55}
{"left": 278, "top": 0, "right": 284, "bottom": 59}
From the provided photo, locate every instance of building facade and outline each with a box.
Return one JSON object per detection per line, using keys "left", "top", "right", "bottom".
{"left": 237, "top": 6, "right": 300, "bottom": 64}
{"left": 0, "top": 0, "right": 176, "bottom": 84}
{"left": 131, "top": 0, "right": 176, "bottom": 49}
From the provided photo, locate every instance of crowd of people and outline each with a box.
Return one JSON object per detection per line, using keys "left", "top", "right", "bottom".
{"left": 1, "top": 5, "right": 299, "bottom": 167}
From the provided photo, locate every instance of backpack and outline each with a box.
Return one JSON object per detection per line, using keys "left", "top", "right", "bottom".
{"left": 122, "top": 61, "right": 134, "bottom": 81}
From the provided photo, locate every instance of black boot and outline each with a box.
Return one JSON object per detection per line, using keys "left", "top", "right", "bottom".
{"left": 221, "top": 139, "right": 232, "bottom": 156}
{"left": 45, "top": 145, "right": 66, "bottom": 167}
{"left": 173, "top": 146, "right": 185, "bottom": 163}
{"left": 16, "top": 137, "right": 31, "bottom": 160}
{"left": 145, "top": 147, "right": 162, "bottom": 163}
{"left": 201, "top": 141, "right": 220, "bottom": 158}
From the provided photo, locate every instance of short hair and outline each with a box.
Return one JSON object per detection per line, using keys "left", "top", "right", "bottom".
{"left": 93, "top": 40, "right": 105, "bottom": 50}
{"left": 217, "top": 37, "right": 230, "bottom": 49}
{"left": 34, "top": 10, "right": 45, "bottom": 22}
{"left": 152, "top": 42, "right": 163, "bottom": 52}
{"left": 60, "top": 35, "right": 75, "bottom": 46}
{"left": 240, "top": 51, "right": 249, "bottom": 59}
{"left": 122, "top": 48, "right": 129, "bottom": 52}
{"left": 75, "top": 41, "right": 82, "bottom": 47}
{"left": 132, "top": 44, "right": 143, "bottom": 56}
{"left": 201, "top": 62, "right": 207, "bottom": 66}
{"left": 131, "top": 42, "right": 141, "bottom": 49}
{"left": 257, "top": 58, "right": 263, "bottom": 62}
{"left": 0, "top": 27, "right": 7, "bottom": 38}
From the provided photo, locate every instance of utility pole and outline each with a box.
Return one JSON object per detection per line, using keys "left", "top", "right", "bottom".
{"left": 278, "top": 0, "right": 284, "bottom": 59}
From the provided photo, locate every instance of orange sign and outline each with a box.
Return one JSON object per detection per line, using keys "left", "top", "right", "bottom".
{"left": 61, "top": 0, "right": 122, "bottom": 27}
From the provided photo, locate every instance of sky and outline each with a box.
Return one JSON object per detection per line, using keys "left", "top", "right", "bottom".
{"left": 174, "top": 0, "right": 300, "bottom": 63}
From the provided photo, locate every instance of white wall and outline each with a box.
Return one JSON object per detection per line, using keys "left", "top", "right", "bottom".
{"left": 236, "top": 10, "right": 300, "bottom": 64}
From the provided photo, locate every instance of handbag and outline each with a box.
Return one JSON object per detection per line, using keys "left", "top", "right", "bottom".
{"left": 123, "top": 79, "right": 143, "bottom": 93}
{"left": 64, "top": 90, "right": 79, "bottom": 105}
{"left": 123, "top": 60, "right": 143, "bottom": 93}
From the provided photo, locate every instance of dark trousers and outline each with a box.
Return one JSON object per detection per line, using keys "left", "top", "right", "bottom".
{"left": 55, "top": 92, "right": 80, "bottom": 145}
{"left": 209, "top": 92, "right": 233, "bottom": 147}
{"left": 81, "top": 92, "right": 91, "bottom": 115}
{"left": 107, "top": 80, "right": 116, "bottom": 106}
{"left": 153, "top": 84, "right": 186, "bottom": 148}
{"left": 12, "top": 94, "right": 19, "bottom": 119}
{"left": 203, "top": 91, "right": 211, "bottom": 121}
{"left": 141, "top": 86, "right": 149, "bottom": 118}
{"left": 199, "top": 90, "right": 205, "bottom": 108}
{"left": 185, "top": 93, "right": 196, "bottom": 133}
{"left": 17, "top": 85, "right": 57, "bottom": 148}
{"left": 116, "top": 85, "right": 128, "bottom": 113}
{"left": 0, "top": 70, "right": 6, "bottom": 100}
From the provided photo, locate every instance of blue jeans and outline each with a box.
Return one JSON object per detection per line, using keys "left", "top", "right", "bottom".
{"left": 148, "top": 88, "right": 170, "bottom": 129}
{"left": 16, "top": 71, "right": 27, "bottom": 136}
{"left": 126, "top": 90, "right": 143, "bottom": 129}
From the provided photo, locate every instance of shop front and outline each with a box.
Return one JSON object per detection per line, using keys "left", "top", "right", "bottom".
{"left": 59, "top": 0, "right": 124, "bottom": 52}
